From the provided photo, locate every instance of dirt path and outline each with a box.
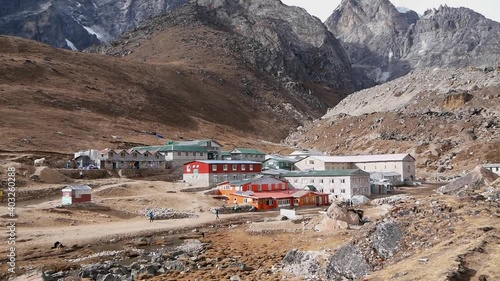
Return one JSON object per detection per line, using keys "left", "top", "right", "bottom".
{"left": 17, "top": 212, "right": 252, "bottom": 251}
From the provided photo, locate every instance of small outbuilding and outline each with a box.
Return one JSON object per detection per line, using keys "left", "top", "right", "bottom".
{"left": 61, "top": 185, "right": 92, "bottom": 205}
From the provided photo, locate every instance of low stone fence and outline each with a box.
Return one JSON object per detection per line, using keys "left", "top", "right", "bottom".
{"left": 56, "top": 169, "right": 110, "bottom": 179}
{"left": 118, "top": 168, "right": 167, "bottom": 178}
{"left": 16, "top": 186, "right": 63, "bottom": 202}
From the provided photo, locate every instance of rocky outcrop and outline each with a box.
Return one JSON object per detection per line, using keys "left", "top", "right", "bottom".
{"left": 282, "top": 249, "right": 327, "bottom": 280}
{"left": 437, "top": 166, "right": 499, "bottom": 195}
{"left": 0, "top": 0, "right": 187, "bottom": 50}
{"left": 326, "top": 0, "right": 412, "bottom": 86}
{"left": 373, "top": 221, "right": 403, "bottom": 259}
{"left": 326, "top": 244, "right": 371, "bottom": 280}
{"left": 194, "top": 0, "right": 354, "bottom": 92}
{"left": 326, "top": 0, "right": 500, "bottom": 85}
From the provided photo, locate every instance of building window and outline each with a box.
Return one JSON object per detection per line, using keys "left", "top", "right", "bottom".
{"left": 249, "top": 165, "right": 254, "bottom": 171}
{"left": 341, "top": 179, "right": 345, "bottom": 184}
{"left": 242, "top": 164, "right": 246, "bottom": 171}
{"left": 186, "top": 165, "right": 191, "bottom": 172}
{"left": 233, "top": 175, "right": 237, "bottom": 180}
{"left": 120, "top": 152, "right": 126, "bottom": 157}
{"left": 212, "top": 165, "right": 217, "bottom": 172}
{"left": 155, "top": 154, "right": 159, "bottom": 159}
{"left": 294, "top": 179, "right": 298, "bottom": 183}
{"left": 193, "top": 152, "right": 197, "bottom": 156}
{"left": 278, "top": 199, "right": 291, "bottom": 206}
{"left": 310, "top": 179, "right": 314, "bottom": 183}
{"left": 200, "top": 152, "right": 204, "bottom": 156}
{"left": 223, "top": 165, "right": 228, "bottom": 171}
{"left": 232, "top": 164, "right": 237, "bottom": 171}
{"left": 108, "top": 152, "right": 113, "bottom": 158}
{"left": 177, "top": 152, "right": 181, "bottom": 156}
{"left": 309, "top": 160, "right": 314, "bottom": 164}
{"left": 266, "top": 199, "right": 274, "bottom": 206}
{"left": 185, "top": 152, "right": 188, "bottom": 156}
{"left": 213, "top": 175, "right": 218, "bottom": 183}
{"left": 133, "top": 153, "right": 138, "bottom": 158}
{"left": 258, "top": 185, "right": 262, "bottom": 191}
{"left": 144, "top": 154, "right": 148, "bottom": 158}
{"left": 243, "top": 198, "right": 252, "bottom": 204}
{"left": 330, "top": 179, "right": 334, "bottom": 184}
{"left": 341, "top": 189, "right": 345, "bottom": 193}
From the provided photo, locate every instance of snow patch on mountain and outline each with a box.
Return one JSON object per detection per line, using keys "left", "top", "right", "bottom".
{"left": 65, "top": 39, "right": 78, "bottom": 51}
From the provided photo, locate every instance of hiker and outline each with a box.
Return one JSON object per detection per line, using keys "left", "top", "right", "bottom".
{"left": 148, "top": 210, "right": 154, "bottom": 223}
{"left": 215, "top": 208, "right": 219, "bottom": 219}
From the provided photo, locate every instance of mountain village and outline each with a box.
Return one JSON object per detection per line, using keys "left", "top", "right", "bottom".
{"left": 0, "top": 0, "right": 499, "bottom": 280}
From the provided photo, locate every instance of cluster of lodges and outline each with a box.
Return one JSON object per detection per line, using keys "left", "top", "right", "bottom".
{"left": 74, "top": 139, "right": 417, "bottom": 211}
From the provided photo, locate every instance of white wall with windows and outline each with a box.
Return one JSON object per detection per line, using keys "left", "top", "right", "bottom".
{"left": 284, "top": 174, "right": 370, "bottom": 201}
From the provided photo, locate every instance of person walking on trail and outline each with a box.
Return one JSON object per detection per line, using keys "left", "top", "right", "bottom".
{"left": 148, "top": 210, "right": 154, "bottom": 223}
{"left": 215, "top": 208, "right": 220, "bottom": 219}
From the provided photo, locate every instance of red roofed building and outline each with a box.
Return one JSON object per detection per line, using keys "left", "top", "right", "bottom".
{"left": 183, "top": 160, "right": 262, "bottom": 187}
{"left": 217, "top": 176, "right": 329, "bottom": 210}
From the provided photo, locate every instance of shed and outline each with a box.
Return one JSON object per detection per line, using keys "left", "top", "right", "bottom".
{"left": 61, "top": 185, "right": 92, "bottom": 205}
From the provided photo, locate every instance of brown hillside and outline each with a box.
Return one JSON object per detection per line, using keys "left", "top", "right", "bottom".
{"left": 0, "top": 35, "right": 306, "bottom": 153}
{"left": 286, "top": 68, "right": 500, "bottom": 178}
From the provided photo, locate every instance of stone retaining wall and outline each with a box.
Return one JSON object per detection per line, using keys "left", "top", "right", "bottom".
{"left": 16, "top": 186, "right": 63, "bottom": 202}
{"left": 56, "top": 169, "right": 110, "bottom": 179}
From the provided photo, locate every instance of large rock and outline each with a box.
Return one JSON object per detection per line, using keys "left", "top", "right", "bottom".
{"left": 326, "top": 244, "right": 371, "bottom": 280}
{"left": 29, "top": 167, "right": 62, "bottom": 184}
{"left": 373, "top": 221, "right": 403, "bottom": 259}
{"left": 282, "top": 249, "right": 326, "bottom": 280}
{"left": 437, "top": 166, "right": 499, "bottom": 195}
{"left": 316, "top": 204, "right": 360, "bottom": 231}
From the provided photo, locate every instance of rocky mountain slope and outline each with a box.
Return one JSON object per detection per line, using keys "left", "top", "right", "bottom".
{"left": 0, "top": 0, "right": 187, "bottom": 50}
{"left": 326, "top": 0, "right": 500, "bottom": 86}
{"left": 90, "top": 1, "right": 354, "bottom": 110}
{"left": 285, "top": 67, "right": 500, "bottom": 178}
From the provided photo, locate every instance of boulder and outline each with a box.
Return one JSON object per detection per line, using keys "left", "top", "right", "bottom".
{"left": 316, "top": 204, "right": 361, "bottom": 231}
{"left": 373, "top": 221, "right": 403, "bottom": 259}
{"left": 350, "top": 195, "right": 370, "bottom": 205}
{"left": 437, "top": 166, "right": 499, "bottom": 195}
{"left": 371, "top": 195, "right": 412, "bottom": 205}
{"left": 282, "top": 249, "right": 326, "bottom": 280}
{"left": 326, "top": 245, "right": 371, "bottom": 280}
{"left": 29, "top": 167, "right": 62, "bottom": 184}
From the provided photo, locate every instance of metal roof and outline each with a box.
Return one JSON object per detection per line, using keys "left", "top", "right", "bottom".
{"left": 232, "top": 148, "right": 266, "bottom": 155}
{"left": 305, "top": 154, "right": 415, "bottom": 163}
{"left": 62, "top": 185, "right": 92, "bottom": 191}
{"left": 369, "top": 171, "right": 401, "bottom": 176}
{"left": 282, "top": 169, "right": 369, "bottom": 177}
{"left": 133, "top": 145, "right": 208, "bottom": 152}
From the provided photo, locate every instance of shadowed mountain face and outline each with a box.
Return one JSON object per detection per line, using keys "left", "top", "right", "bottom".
{"left": 326, "top": 0, "right": 500, "bottom": 86}
{"left": 0, "top": 0, "right": 187, "bottom": 50}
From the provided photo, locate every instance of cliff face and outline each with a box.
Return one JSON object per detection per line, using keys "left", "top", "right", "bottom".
{"left": 0, "top": 0, "right": 187, "bottom": 50}
{"left": 326, "top": 0, "right": 500, "bottom": 86}
{"left": 195, "top": 0, "right": 354, "bottom": 92}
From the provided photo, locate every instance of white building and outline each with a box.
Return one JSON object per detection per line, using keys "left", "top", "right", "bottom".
{"left": 370, "top": 171, "right": 402, "bottom": 185}
{"left": 281, "top": 169, "right": 371, "bottom": 201}
{"left": 294, "top": 154, "right": 416, "bottom": 182}
{"left": 483, "top": 164, "right": 500, "bottom": 176}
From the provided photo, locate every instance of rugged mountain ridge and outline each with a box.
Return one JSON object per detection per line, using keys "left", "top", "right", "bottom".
{"left": 326, "top": 0, "right": 500, "bottom": 85}
{"left": 285, "top": 68, "right": 500, "bottom": 178}
{"left": 91, "top": 0, "right": 354, "bottom": 109}
{"left": 0, "top": 0, "right": 187, "bottom": 50}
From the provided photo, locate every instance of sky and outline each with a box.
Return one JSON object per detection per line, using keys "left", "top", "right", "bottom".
{"left": 280, "top": 0, "right": 500, "bottom": 23}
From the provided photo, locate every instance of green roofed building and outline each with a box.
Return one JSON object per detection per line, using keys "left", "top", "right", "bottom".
{"left": 231, "top": 148, "right": 266, "bottom": 162}
{"left": 131, "top": 139, "right": 223, "bottom": 165}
